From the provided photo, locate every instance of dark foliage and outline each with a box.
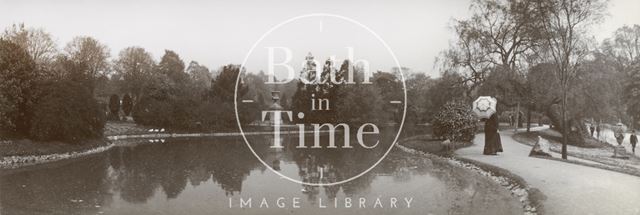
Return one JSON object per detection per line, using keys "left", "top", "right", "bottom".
{"left": 0, "top": 39, "right": 37, "bottom": 135}
{"left": 29, "top": 80, "right": 106, "bottom": 143}
{"left": 122, "top": 94, "right": 133, "bottom": 116}
{"left": 109, "top": 94, "right": 120, "bottom": 118}
{"left": 432, "top": 101, "right": 477, "bottom": 142}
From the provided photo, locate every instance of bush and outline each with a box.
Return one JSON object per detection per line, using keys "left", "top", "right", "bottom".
{"left": 132, "top": 64, "right": 251, "bottom": 131}
{"left": 122, "top": 94, "right": 133, "bottom": 116}
{"left": 132, "top": 89, "right": 174, "bottom": 128}
{"left": 109, "top": 94, "right": 120, "bottom": 119}
{"left": 132, "top": 78, "right": 205, "bottom": 130}
{"left": 432, "top": 100, "right": 478, "bottom": 142}
{"left": 29, "top": 81, "right": 106, "bottom": 143}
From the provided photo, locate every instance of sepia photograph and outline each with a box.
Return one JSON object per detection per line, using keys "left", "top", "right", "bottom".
{"left": 0, "top": 0, "right": 639, "bottom": 214}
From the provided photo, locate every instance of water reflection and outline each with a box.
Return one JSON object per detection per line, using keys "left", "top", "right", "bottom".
{"left": 0, "top": 128, "right": 521, "bottom": 215}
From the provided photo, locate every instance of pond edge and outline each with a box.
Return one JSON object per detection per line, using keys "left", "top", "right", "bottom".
{"left": 395, "top": 142, "right": 543, "bottom": 215}
{"left": 0, "top": 130, "right": 332, "bottom": 169}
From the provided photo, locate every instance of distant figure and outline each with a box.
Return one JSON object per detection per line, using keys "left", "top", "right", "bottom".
{"left": 589, "top": 124, "right": 595, "bottom": 137}
{"left": 614, "top": 124, "right": 625, "bottom": 145}
{"left": 596, "top": 124, "right": 601, "bottom": 140}
{"left": 484, "top": 113, "right": 503, "bottom": 155}
{"left": 272, "top": 159, "right": 281, "bottom": 171}
{"left": 509, "top": 114, "right": 514, "bottom": 126}
{"left": 630, "top": 130, "right": 637, "bottom": 154}
{"left": 517, "top": 112, "right": 523, "bottom": 128}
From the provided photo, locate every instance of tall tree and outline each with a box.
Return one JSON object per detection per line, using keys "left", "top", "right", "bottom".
{"left": 187, "top": 61, "right": 212, "bottom": 90}
{"left": 210, "top": 64, "right": 249, "bottom": 127}
{"left": 601, "top": 25, "right": 640, "bottom": 73}
{"left": 210, "top": 64, "right": 247, "bottom": 103}
{"left": 2, "top": 23, "right": 57, "bottom": 71}
{"left": 439, "top": 0, "right": 539, "bottom": 97}
{"left": 601, "top": 25, "right": 640, "bottom": 128}
{"left": 114, "top": 47, "right": 155, "bottom": 103}
{"left": 157, "top": 50, "right": 187, "bottom": 84}
{"left": 405, "top": 73, "right": 435, "bottom": 124}
{"left": 0, "top": 39, "right": 37, "bottom": 135}
{"left": 64, "top": 36, "right": 110, "bottom": 79}
{"left": 292, "top": 53, "right": 318, "bottom": 123}
{"left": 373, "top": 71, "right": 403, "bottom": 123}
{"left": 535, "top": 0, "right": 608, "bottom": 159}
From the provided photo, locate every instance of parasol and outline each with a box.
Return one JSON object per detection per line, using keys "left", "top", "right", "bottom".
{"left": 473, "top": 96, "right": 497, "bottom": 119}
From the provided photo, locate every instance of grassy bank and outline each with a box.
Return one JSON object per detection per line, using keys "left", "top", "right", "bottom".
{"left": 0, "top": 122, "right": 148, "bottom": 158}
{"left": 513, "top": 130, "right": 640, "bottom": 177}
{"left": 0, "top": 138, "right": 108, "bottom": 158}
{"left": 399, "top": 134, "right": 472, "bottom": 156}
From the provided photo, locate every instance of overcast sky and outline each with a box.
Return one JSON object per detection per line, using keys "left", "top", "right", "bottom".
{"left": 0, "top": 0, "right": 638, "bottom": 77}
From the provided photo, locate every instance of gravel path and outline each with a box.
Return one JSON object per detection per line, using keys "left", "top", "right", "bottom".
{"left": 456, "top": 129, "right": 640, "bottom": 215}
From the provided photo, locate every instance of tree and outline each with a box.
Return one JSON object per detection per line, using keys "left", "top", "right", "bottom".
{"left": 122, "top": 94, "right": 133, "bottom": 116}
{"left": 291, "top": 53, "right": 318, "bottom": 123}
{"left": 51, "top": 55, "right": 98, "bottom": 93}
{"left": 439, "top": 0, "right": 539, "bottom": 97}
{"left": 109, "top": 94, "right": 120, "bottom": 119}
{"left": 187, "top": 61, "right": 212, "bottom": 90}
{"left": 526, "top": 63, "right": 561, "bottom": 120}
{"left": 157, "top": 50, "right": 187, "bottom": 84}
{"left": 211, "top": 64, "right": 247, "bottom": 103}
{"left": 405, "top": 73, "right": 435, "bottom": 124}
{"left": 601, "top": 25, "right": 640, "bottom": 74}
{"left": 535, "top": 0, "right": 608, "bottom": 159}
{"left": 0, "top": 93, "right": 10, "bottom": 134}
{"left": 333, "top": 62, "right": 386, "bottom": 124}
{"left": 29, "top": 80, "right": 106, "bottom": 143}
{"left": 477, "top": 66, "right": 528, "bottom": 111}
{"left": 64, "top": 36, "right": 110, "bottom": 79}
{"left": 335, "top": 80, "right": 385, "bottom": 124}
{"left": 0, "top": 39, "right": 37, "bottom": 135}
{"left": 373, "top": 71, "right": 403, "bottom": 123}
{"left": 2, "top": 23, "right": 58, "bottom": 72}
{"left": 626, "top": 62, "right": 640, "bottom": 129}
{"left": 114, "top": 47, "right": 155, "bottom": 103}
{"left": 280, "top": 92, "right": 289, "bottom": 109}
{"left": 131, "top": 73, "right": 176, "bottom": 128}
{"left": 601, "top": 25, "right": 640, "bottom": 128}
{"left": 210, "top": 64, "right": 249, "bottom": 127}
{"left": 291, "top": 55, "right": 352, "bottom": 123}
{"left": 425, "top": 71, "right": 467, "bottom": 117}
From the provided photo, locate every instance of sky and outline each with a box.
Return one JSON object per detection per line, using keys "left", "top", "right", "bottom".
{"left": 0, "top": 0, "right": 638, "bottom": 77}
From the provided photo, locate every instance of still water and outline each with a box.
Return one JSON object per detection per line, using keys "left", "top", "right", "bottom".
{"left": 0, "top": 128, "right": 521, "bottom": 215}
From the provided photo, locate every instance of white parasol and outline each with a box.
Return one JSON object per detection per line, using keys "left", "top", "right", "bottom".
{"left": 473, "top": 96, "right": 497, "bottom": 119}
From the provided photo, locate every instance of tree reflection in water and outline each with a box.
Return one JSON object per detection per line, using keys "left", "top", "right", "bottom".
{"left": 0, "top": 127, "right": 522, "bottom": 215}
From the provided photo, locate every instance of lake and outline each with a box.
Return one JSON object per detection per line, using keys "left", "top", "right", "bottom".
{"left": 0, "top": 127, "right": 521, "bottom": 214}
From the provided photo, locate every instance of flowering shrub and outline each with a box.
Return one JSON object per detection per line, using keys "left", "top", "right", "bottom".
{"left": 432, "top": 101, "right": 478, "bottom": 142}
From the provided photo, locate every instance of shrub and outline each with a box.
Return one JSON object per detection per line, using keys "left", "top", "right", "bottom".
{"left": 122, "top": 94, "right": 133, "bottom": 116}
{"left": 132, "top": 91, "right": 174, "bottom": 128}
{"left": 29, "top": 81, "right": 106, "bottom": 143}
{"left": 432, "top": 100, "right": 477, "bottom": 142}
{"left": 109, "top": 94, "right": 120, "bottom": 119}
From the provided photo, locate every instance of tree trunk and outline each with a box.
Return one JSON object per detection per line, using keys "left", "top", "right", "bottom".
{"left": 514, "top": 102, "right": 520, "bottom": 132}
{"left": 562, "top": 86, "right": 568, "bottom": 159}
{"left": 527, "top": 106, "right": 532, "bottom": 132}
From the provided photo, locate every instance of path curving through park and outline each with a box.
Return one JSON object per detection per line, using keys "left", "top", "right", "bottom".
{"left": 456, "top": 129, "right": 640, "bottom": 215}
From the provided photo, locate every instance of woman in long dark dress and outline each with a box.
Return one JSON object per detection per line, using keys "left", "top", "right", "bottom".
{"left": 484, "top": 113, "right": 503, "bottom": 155}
